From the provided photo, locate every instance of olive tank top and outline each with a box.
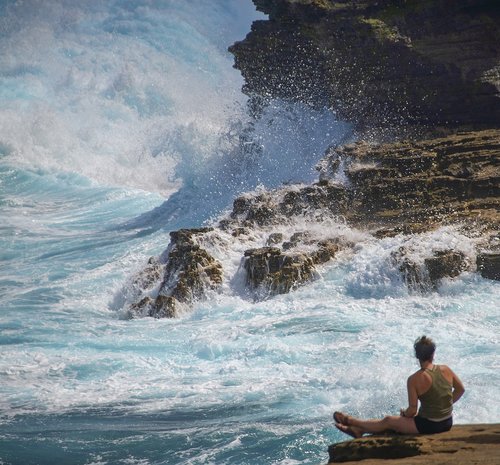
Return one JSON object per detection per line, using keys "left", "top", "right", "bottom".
{"left": 418, "top": 365, "right": 453, "bottom": 420}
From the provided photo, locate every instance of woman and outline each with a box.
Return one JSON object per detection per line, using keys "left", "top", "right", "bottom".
{"left": 334, "top": 336, "right": 465, "bottom": 438}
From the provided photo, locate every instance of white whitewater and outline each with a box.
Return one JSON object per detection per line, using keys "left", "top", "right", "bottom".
{"left": 0, "top": 1, "right": 498, "bottom": 464}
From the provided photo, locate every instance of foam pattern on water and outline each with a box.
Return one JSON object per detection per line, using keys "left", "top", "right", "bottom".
{"left": 0, "top": 1, "right": 498, "bottom": 464}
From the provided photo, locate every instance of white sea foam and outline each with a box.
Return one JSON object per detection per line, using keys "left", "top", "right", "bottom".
{"left": 0, "top": 0, "right": 262, "bottom": 195}
{"left": 0, "top": 1, "right": 498, "bottom": 463}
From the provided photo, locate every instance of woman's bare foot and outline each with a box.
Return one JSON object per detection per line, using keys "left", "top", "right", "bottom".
{"left": 333, "top": 411, "right": 353, "bottom": 426}
{"left": 335, "top": 423, "right": 363, "bottom": 438}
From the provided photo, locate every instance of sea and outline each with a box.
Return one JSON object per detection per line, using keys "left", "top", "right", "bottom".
{"left": 0, "top": 1, "right": 498, "bottom": 464}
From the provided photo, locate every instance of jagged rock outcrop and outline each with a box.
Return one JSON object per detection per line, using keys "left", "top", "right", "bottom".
{"left": 327, "top": 423, "right": 500, "bottom": 464}
{"left": 217, "top": 183, "right": 349, "bottom": 232}
{"left": 127, "top": 228, "right": 223, "bottom": 318}
{"left": 243, "top": 247, "right": 318, "bottom": 298}
{"left": 391, "top": 248, "right": 469, "bottom": 291}
{"left": 230, "top": 0, "right": 500, "bottom": 130}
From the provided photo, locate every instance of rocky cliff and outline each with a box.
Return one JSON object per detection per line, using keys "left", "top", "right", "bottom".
{"left": 327, "top": 424, "right": 500, "bottom": 464}
{"left": 122, "top": 0, "right": 499, "bottom": 319}
{"left": 230, "top": 0, "right": 500, "bottom": 132}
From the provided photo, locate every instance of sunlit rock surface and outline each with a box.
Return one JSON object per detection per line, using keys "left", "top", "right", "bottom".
{"left": 328, "top": 424, "right": 500, "bottom": 464}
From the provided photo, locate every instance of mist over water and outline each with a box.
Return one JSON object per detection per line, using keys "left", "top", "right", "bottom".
{"left": 0, "top": 1, "right": 498, "bottom": 465}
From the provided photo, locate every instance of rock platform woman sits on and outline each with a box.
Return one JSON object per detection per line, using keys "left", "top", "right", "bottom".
{"left": 334, "top": 336, "right": 465, "bottom": 438}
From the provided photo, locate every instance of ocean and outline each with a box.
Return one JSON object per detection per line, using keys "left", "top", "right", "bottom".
{"left": 0, "top": 1, "right": 498, "bottom": 464}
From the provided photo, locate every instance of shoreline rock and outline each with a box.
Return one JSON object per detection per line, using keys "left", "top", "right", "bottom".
{"left": 123, "top": 0, "right": 500, "bottom": 318}
{"left": 327, "top": 423, "right": 500, "bottom": 464}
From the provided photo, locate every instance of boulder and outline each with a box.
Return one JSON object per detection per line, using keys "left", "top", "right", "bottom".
{"left": 243, "top": 247, "right": 318, "bottom": 298}
{"left": 424, "top": 251, "right": 468, "bottom": 285}
{"left": 392, "top": 248, "right": 469, "bottom": 291}
{"left": 129, "top": 228, "right": 223, "bottom": 318}
{"left": 311, "top": 239, "right": 342, "bottom": 265}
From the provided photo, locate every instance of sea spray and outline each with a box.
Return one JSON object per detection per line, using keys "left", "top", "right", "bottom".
{"left": 0, "top": 1, "right": 498, "bottom": 464}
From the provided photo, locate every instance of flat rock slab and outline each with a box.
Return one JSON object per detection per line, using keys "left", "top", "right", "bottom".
{"left": 328, "top": 424, "right": 500, "bottom": 464}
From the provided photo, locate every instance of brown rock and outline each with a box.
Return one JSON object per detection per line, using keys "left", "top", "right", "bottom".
{"left": 129, "top": 228, "right": 223, "bottom": 318}
{"left": 330, "top": 129, "right": 500, "bottom": 230}
{"left": 424, "top": 251, "right": 468, "bottom": 285}
{"left": 391, "top": 248, "right": 469, "bottom": 291}
{"left": 476, "top": 253, "right": 500, "bottom": 281}
{"left": 243, "top": 247, "right": 318, "bottom": 298}
{"left": 130, "top": 257, "right": 164, "bottom": 291}
{"left": 328, "top": 424, "right": 500, "bottom": 464}
{"left": 311, "top": 239, "right": 341, "bottom": 264}
{"left": 266, "top": 232, "right": 284, "bottom": 245}
{"left": 158, "top": 238, "right": 223, "bottom": 305}
{"left": 231, "top": 0, "right": 500, "bottom": 129}
{"left": 150, "top": 295, "right": 177, "bottom": 319}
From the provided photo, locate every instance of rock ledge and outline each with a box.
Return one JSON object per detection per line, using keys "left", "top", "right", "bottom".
{"left": 328, "top": 424, "right": 500, "bottom": 464}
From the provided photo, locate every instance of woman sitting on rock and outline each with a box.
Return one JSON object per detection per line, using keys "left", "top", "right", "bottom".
{"left": 334, "top": 335, "right": 465, "bottom": 438}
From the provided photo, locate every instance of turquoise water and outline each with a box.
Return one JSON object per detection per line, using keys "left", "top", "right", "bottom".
{"left": 0, "top": 1, "right": 499, "bottom": 464}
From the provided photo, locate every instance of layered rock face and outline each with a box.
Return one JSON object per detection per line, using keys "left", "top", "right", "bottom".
{"left": 328, "top": 424, "right": 500, "bottom": 464}
{"left": 230, "top": 0, "right": 500, "bottom": 129}
{"left": 320, "top": 129, "right": 500, "bottom": 231}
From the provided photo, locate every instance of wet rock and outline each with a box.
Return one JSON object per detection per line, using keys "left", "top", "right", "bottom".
{"left": 232, "top": 227, "right": 249, "bottom": 237}
{"left": 149, "top": 295, "right": 178, "bottom": 319}
{"left": 392, "top": 248, "right": 468, "bottom": 291}
{"left": 266, "top": 232, "right": 284, "bottom": 245}
{"left": 243, "top": 247, "right": 318, "bottom": 298}
{"left": 317, "top": 148, "right": 342, "bottom": 182}
{"left": 127, "top": 257, "right": 164, "bottom": 293}
{"left": 230, "top": 192, "right": 281, "bottom": 226}
{"left": 424, "top": 250, "right": 468, "bottom": 285}
{"left": 130, "top": 257, "right": 163, "bottom": 290}
{"left": 476, "top": 252, "right": 500, "bottom": 281}
{"left": 158, "top": 234, "right": 222, "bottom": 308}
{"left": 129, "top": 228, "right": 223, "bottom": 318}
{"left": 283, "top": 231, "right": 311, "bottom": 250}
{"left": 311, "top": 239, "right": 342, "bottom": 265}
{"left": 128, "top": 296, "right": 154, "bottom": 317}
{"left": 391, "top": 248, "right": 424, "bottom": 291}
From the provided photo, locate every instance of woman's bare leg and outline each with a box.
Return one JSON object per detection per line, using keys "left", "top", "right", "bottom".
{"left": 349, "top": 415, "right": 419, "bottom": 435}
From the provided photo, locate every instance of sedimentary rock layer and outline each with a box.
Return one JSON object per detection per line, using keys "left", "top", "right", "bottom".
{"left": 230, "top": 0, "right": 500, "bottom": 129}
{"left": 321, "top": 129, "right": 500, "bottom": 231}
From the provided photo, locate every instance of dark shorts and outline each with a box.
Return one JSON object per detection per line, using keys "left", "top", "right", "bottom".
{"left": 414, "top": 415, "right": 453, "bottom": 434}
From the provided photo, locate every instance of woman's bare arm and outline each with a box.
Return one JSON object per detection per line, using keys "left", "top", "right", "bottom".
{"left": 450, "top": 368, "right": 465, "bottom": 403}
{"left": 401, "top": 375, "right": 419, "bottom": 417}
